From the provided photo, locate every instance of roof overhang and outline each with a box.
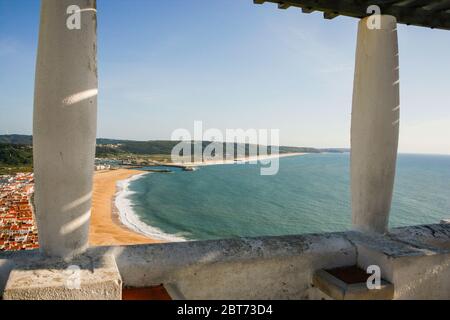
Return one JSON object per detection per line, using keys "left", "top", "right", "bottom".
{"left": 254, "top": 0, "right": 450, "bottom": 30}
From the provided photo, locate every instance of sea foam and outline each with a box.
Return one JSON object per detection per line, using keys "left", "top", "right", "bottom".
{"left": 115, "top": 173, "right": 187, "bottom": 242}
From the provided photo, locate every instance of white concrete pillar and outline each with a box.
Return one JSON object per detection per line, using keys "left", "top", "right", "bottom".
{"left": 33, "top": 0, "right": 98, "bottom": 259}
{"left": 351, "top": 16, "right": 400, "bottom": 234}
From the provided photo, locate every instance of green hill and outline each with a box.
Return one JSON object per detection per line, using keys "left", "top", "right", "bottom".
{"left": 0, "top": 135, "right": 346, "bottom": 170}
{"left": 0, "top": 144, "right": 33, "bottom": 165}
{"left": 95, "top": 140, "right": 321, "bottom": 158}
{"left": 0, "top": 135, "right": 32, "bottom": 145}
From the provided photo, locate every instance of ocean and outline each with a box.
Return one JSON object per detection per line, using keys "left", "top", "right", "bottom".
{"left": 115, "top": 154, "right": 450, "bottom": 241}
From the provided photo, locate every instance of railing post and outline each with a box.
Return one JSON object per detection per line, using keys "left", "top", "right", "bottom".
{"left": 351, "top": 15, "right": 400, "bottom": 234}
{"left": 33, "top": 0, "right": 98, "bottom": 259}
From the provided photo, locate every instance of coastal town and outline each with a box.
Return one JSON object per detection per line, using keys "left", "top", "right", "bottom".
{"left": 0, "top": 173, "right": 39, "bottom": 251}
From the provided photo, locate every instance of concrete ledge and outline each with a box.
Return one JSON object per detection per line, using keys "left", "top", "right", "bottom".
{"left": 389, "top": 224, "right": 450, "bottom": 251}
{"left": 3, "top": 254, "right": 122, "bottom": 300}
{"left": 165, "top": 283, "right": 187, "bottom": 300}
{"left": 313, "top": 268, "right": 394, "bottom": 300}
{"left": 109, "top": 233, "right": 356, "bottom": 299}
{"left": 1, "top": 224, "right": 449, "bottom": 300}
{"left": 352, "top": 224, "right": 450, "bottom": 299}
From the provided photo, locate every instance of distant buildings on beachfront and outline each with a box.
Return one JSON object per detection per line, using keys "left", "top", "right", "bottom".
{"left": 1, "top": 162, "right": 119, "bottom": 252}
{"left": 0, "top": 173, "right": 39, "bottom": 251}
{"left": 1, "top": 160, "right": 164, "bottom": 252}
{"left": 95, "top": 164, "right": 112, "bottom": 171}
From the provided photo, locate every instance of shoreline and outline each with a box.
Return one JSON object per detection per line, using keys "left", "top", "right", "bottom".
{"left": 89, "top": 169, "right": 163, "bottom": 246}
{"left": 114, "top": 172, "right": 187, "bottom": 242}
{"left": 169, "top": 152, "right": 306, "bottom": 167}
{"left": 90, "top": 152, "right": 306, "bottom": 246}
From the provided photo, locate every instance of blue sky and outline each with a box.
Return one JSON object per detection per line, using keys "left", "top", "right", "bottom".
{"left": 1, "top": 0, "right": 449, "bottom": 154}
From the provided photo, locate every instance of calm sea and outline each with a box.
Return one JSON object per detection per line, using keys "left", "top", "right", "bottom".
{"left": 123, "top": 154, "right": 450, "bottom": 241}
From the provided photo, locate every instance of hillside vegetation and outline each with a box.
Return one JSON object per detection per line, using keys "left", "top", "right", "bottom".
{"left": 95, "top": 140, "right": 321, "bottom": 158}
{"left": 0, "top": 144, "right": 33, "bottom": 174}
{"left": 0, "top": 144, "right": 33, "bottom": 165}
{"left": 0, "top": 135, "right": 346, "bottom": 172}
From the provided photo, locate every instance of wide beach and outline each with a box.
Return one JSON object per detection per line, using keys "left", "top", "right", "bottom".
{"left": 170, "top": 152, "right": 306, "bottom": 167}
{"left": 89, "top": 153, "right": 307, "bottom": 246}
{"left": 89, "top": 169, "right": 162, "bottom": 246}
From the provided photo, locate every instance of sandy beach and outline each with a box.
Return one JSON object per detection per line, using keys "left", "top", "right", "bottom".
{"left": 89, "top": 153, "right": 305, "bottom": 246}
{"left": 170, "top": 152, "right": 306, "bottom": 167}
{"left": 89, "top": 169, "right": 162, "bottom": 246}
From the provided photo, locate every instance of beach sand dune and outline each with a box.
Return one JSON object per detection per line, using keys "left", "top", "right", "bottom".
{"left": 89, "top": 169, "right": 161, "bottom": 246}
